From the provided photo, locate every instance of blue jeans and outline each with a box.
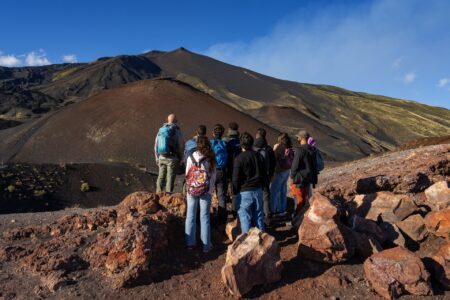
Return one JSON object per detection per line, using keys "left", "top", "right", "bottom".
{"left": 185, "top": 193, "right": 212, "bottom": 250}
{"left": 270, "top": 170, "right": 290, "bottom": 214}
{"left": 236, "top": 188, "right": 264, "bottom": 233}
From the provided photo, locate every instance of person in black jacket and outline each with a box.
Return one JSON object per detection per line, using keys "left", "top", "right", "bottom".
{"left": 253, "top": 128, "right": 276, "bottom": 227}
{"left": 290, "top": 130, "right": 317, "bottom": 216}
{"left": 232, "top": 132, "right": 266, "bottom": 233}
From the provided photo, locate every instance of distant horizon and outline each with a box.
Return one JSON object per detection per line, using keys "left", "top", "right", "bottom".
{"left": 1, "top": 0, "right": 449, "bottom": 109}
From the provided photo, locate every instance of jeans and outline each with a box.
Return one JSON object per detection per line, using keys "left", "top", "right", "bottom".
{"left": 236, "top": 188, "right": 264, "bottom": 233}
{"left": 185, "top": 193, "right": 212, "bottom": 250}
{"left": 269, "top": 170, "right": 290, "bottom": 214}
{"left": 215, "top": 169, "right": 228, "bottom": 224}
{"left": 156, "top": 158, "right": 178, "bottom": 193}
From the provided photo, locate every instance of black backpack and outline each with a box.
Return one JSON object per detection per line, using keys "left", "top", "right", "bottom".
{"left": 255, "top": 146, "right": 271, "bottom": 177}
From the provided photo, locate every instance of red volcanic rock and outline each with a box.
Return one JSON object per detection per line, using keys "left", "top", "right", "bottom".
{"left": 349, "top": 192, "right": 418, "bottom": 223}
{"left": 424, "top": 208, "right": 450, "bottom": 239}
{"left": 364, "top": 247, "right": 432, "bottom": 299}
{"left": 424, "top": 181, "right": 450, "bottom": 211}
{"left": 116, "top": 191, "right": 160, "bottom": 224}
{"left": 221, "top": 228, "right": 282, "bottom": 298}
{"left": 317, "top": 144, "right": 450, "bottom": 201}
{"left": 297, "top": 193, "right": 354, "bottom": 264}
{"left": 424, "top": 242, "right": 449, "bottom": 290}
{"left": 158, "top": 193, "right": 186, "bottom": 217}
{"left": 396, "top": 214, "right": 429, "bottom": 242}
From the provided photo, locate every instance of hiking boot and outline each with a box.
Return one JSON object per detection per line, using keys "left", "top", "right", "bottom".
{"left": 203, "top": 245, "right": 213, "bottom": 253}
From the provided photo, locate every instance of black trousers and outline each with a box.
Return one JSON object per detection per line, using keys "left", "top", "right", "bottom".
{"left": 215, "top": 169, "right": 228, "bottom": 224}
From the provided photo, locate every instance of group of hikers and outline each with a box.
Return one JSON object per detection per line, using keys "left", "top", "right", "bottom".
{"left": 154, "top": 114, "right": 324, "bottom": 253}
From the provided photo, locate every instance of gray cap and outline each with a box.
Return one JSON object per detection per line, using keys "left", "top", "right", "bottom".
{"left": 295, "top": 129, "right": 310, "bottom": 139}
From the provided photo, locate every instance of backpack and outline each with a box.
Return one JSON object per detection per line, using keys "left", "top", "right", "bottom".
{"left": 211, "top": 139, "right": 228, "bottom": 169}
{"left": 184, "top": 138, "right": 197, "bottom": 163}
{"left": 255, "top": 146, "right": 271, "bottom": 176}
{"left": 279, "top": 148, "right": 294, "bottom": 169}
{"left": 186, "top": 154, "right": 210, "bottom": 196}
{"left": 227, "top": 138, "right": 241, "bottom": 161}
{"left": 157, "top": 124, "right": 177, "bottom": 156}
{"left": 313, "top": 149, "right": 325, "bottom": 173}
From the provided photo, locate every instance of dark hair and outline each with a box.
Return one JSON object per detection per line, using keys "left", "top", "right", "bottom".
{"left": 196, "top": 125, "right": 206, "bottom": 136}
{"left": 196, "top": 136, "right": 215, "bottom": 172}
{"left": 277, "top": 133, "right": 292, "bottom": 148}
{"left": 240, "top": 132, "right": 254, "bottom": 150}
{"left": 229, "top": 122, "right": 239, "bottom": 131}
{"left": 213, "top": 124, "right": 224, "bottom": 138}
{"left": 256, "top": 128, "right": 266, "bottom": 139}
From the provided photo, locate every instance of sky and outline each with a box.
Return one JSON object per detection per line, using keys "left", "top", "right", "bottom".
{"left": 1, "top": 0, "right": 449, "bottom": 109}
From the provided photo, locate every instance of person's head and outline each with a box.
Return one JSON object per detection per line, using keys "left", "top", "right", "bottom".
{"left": 296, "top": 130, "right": 310, "bottom": 145}
{"left": 213, "top": 124, "right": 225, "bottom": 139}
{"left": 167, "top": 113, "right": 177, "bottom": 124}
{"left": 196, "top": 125, "right": 206, "bottom": 137}
{"left": 228, "top": 122, "right": 239, "bottom": 131}
{"left": 196, "top": 136, "right": 215, "bottom": 171}
{"left": 277, "top": 133, "right": 293, "bottom": 148}
{"left": 256, "top": 128, "right": 266, "bottom": 139}
{"left": 240, "top": 132, "right": 254, "bottom": 151}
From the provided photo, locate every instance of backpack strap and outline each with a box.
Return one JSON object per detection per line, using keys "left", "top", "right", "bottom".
{"left": 189, "top": 153, "right": 198, "bottom": 167}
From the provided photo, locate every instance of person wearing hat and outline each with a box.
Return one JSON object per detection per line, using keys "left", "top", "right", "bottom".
{"left": 210, "top": 124, "right": 229, "bottom": 224}
{"left": 290, "top": 129, "right": 317, "bottom": 216}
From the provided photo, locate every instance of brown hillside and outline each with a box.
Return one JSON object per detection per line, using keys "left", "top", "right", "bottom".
{"left": 1, "top": 79, "right": 278, "bottom": 171}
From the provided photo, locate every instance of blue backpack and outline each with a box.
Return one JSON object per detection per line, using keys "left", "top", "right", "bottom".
{"left": 184, "top": 138, "right": 197, "bottom": 163}
{"left": 211, "top": 139, "right": 228, "bottom": 169}
{"left": 157, "top": 124, "right": 177, "bottom": 156}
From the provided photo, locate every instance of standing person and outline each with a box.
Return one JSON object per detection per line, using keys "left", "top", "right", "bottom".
{"left": 182, "top": 125, "right": 207, "bottom": 195}
{"left": 210, "top": 124, "right": 229, "bottom": 225}
{"left": 270, "top": 133, "right": 294, "bottom": 217}
{"left": 232, "top": 132, "right": 266, "bottom": 233}
{"left": 154, "top": 113, "right": 184, "bottom": 194}
{"left": 290, "top": 130, "right": 317, "bottom": 216}
{"left": 307, "top": 136, "right": 325, "bottom": 197}
{"left": 185, "top": 136, "right": 217, "bottom": 253}
{"left": 253, "top": 128, "right": 276, "bottom": 227}
{"left": 224, "top": 122, "right": 241, "bottom": 216}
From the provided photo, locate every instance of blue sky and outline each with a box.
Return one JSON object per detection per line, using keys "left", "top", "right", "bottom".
{"left": 1, "top": 0, "right": 449, "bottom": 109}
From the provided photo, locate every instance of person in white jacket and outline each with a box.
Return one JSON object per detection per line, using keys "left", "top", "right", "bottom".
{"left": 184, "top": 136, "right": 217, "bottom": 253}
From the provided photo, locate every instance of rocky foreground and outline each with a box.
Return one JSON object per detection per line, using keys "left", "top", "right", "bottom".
{"left": 0, "top": 144, "right": 449, "bottom": 300}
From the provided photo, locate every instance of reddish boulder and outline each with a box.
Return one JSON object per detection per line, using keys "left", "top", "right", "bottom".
{"left": 364, "top": 247, "right": 432, "bottom": 299}
{"left": 116, "top": 191, "right": 160, "bottom": 224}
{"left": 85, "top": 212, "right": 171, "bottom": 288}
{"left": 298, "top": 193, "right": 354, "bottom": 264}
{"left": 424, "top": 181, "right": 450, "bottom": 211}
{"left": 221, "top": 228, "right": 282, "bottom": 298}
{"left": 396, "top": 214, "right": 429, "bottom": 242}
{"left": 425, "top": 208, "right": 450, "bottom": 239}
{"left": 424, "top": 242, "right": 449, "bottom": 290}
{"left": 158, "top": 193, "right": 186, "bottom": 217}
{"left": 350, "top": 192, "right": 418, "bottom": 223}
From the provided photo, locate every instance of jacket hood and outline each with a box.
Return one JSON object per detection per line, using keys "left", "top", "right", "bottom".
{"left": 254, "top": 137, "right": 268, "bottom": 149}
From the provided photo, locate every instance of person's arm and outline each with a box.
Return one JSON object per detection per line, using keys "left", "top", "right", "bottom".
{"left": 232, "top": 157, "right": 241, "bottom": 195}
{"left": 209, "top": 166, "right": 217, "bottom": 195}
{"left": 185, "top": 155, "right": 192, "bottom": 176}
{"left": 290, "top": 149, "right": 301, "bottom": 181}
{"left": 154, "top": 135, "right": 159, "bottom": 162}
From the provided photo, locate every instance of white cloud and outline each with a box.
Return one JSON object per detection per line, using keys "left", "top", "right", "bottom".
{"left": 25, "top": 50, "right": 51, "bottom": 66}
{"left": 403, "top": 72, "right": 416, "bottom": 84}
{"left": 0, "top": 54, "right": 22, "bottom": 67}
{"left": 437, "top": 78, "right": 449, "bottom": 88}
{"left": 62, "top": 54, "right": 77, "bottom": 63}
{"left": 393, "top": 56, "right": 404, "bottom": 69}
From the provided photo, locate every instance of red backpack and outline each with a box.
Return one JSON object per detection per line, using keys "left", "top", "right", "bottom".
{"left": 186, "top": 153, "right": 210, "bottom": 196}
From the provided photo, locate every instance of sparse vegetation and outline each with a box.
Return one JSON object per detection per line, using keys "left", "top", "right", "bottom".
{"left": 80, "top": 181, "right": 90, "bottom": 192}
{"left": 7, "top": 185, "right": 15, "bottom": 193}
{"left": 33, "top": 190, "right": 46, "bottom": 197}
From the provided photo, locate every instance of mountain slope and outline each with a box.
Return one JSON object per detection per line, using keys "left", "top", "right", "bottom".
{"left": 1, "top": 48, "right": 449, "bottom": 162}
{"left": 0, "top": 79, "right": 278, "bottom": 171}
